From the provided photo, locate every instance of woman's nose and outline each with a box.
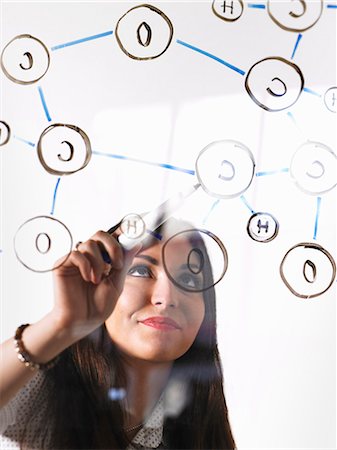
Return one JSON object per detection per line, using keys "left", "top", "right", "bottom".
{"left": 151, "top": 276, "right": 177, "bottom": 308}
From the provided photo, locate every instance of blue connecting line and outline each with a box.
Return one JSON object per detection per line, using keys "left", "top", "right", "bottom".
{"left": 14, "top": 135, "right": 35, "bottom": 147}
{"left": 38, "top": 86, "right": 52, "bottom": 122}
{"left": 146, "top": 229, "right": 163, "bottom": 240}
{"left": 202, "top": 199, "right": 220, "bottom": 225}
{"left": 51, "top": 30, "right": 113, "bottom": 51}
{"left": 92, "top": 150, "right": 195, "bottom": 175}
{"left": 248, "top": 4, "right": 266, "bottom": 8}
{"left": 303, "top": 87, "right": 321, "bottom": 97}
{"left": 287, "top": 111, "right": 304, "bottom": 133}
{"left": 313, "top": 196, "right": 322, "bottom": 240}
{"left": 256, "top": 168, "right": 289, "bottom": 176}
{"left": 287, "top": 111, "right": 296, "bottom": 124}
{"left": 326, "top": 4, "right": 337, "bottom": 8}
{"left": 50, "top": 177, "right": 61, "bottom": 215}
{"left": 291, "top": 33, "right": 302, "bottom": 60}
{"left": 240, "top": 195, "right": 255, "bottom": 214}
{"left": 176, "top": 40, "right": 245, "bottom": 76}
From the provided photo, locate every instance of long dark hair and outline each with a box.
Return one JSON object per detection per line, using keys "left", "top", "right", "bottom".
{"left": 21, "top": 222, "right": 236, "bottom": 449}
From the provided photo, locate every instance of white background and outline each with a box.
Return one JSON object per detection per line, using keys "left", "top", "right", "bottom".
{"left": 1, "top": 1, "right": 336, "bottom": 448}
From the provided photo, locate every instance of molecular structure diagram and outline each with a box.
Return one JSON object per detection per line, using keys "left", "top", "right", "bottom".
{"left": 0, "top": 1, "right": 336, "bottom": 299}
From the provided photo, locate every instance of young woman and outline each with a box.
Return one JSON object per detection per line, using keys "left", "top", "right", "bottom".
{"left": 0, "top": 219, "right": 236, "bottom": 449}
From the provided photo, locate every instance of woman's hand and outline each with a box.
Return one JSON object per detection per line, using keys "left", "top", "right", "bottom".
{"left": 51, "top": 230, "right": 141, "bottom": 341}
{"left": 1, "top": 230, "right": 141, "bottom": 408}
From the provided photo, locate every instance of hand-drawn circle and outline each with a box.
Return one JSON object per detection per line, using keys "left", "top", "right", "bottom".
{"left": 247, "top": 212, "right": 279, "bottom": 243}
{"left": 162, "top": 229, "right": 228, "bottom": 293}
{"left": 0, "top": 34, "right": 50, "bottom": 85}
{"left": 195, "top": 140, "right": 255, "bottom": 199}
{"left": 0, "top": 121, "right": 11, "bottom": 146}
{"left": 267, "top": 0, "right": 323, "bottom": 32}
{"left": 245, "top": 57, "right": 304, "bottom": 111}
{"left": 37, "top": 123, "right": 92, "bottom": 175}
{"left": 280, "top": 242, "right": 336, "bottom": 298}
{"left": 290, "top": 141, "right": 337, "bottom": 195}
{"left": 187, "top": 248, "right": 205, "bottom": 274}
{"left": 120, "top": 213, "right": 146, "bottom": 239}
{"left": 323, "top": 87, "right": 337, "bottom": 113}
{"left": 35, "top": 233, "right": 51, "bottom": 254}
{"left": 137, "top": 22, "right": 152, "bottom": 47}
{"left": 115, "top": 4, "right": 173, "bottom": 60}
{"left": 212, "top": 0, "right": 244, "bottom": 22}
{"left": 303, "top": 259, "right": 316, "bottom": 283}
{"left": 14, "top": 215, "right": 73, "bottom": 273}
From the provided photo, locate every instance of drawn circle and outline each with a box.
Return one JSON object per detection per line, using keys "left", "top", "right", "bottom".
{"left": 290, "top": 141, "right": 337, "bottom": 195}
{"left": 245, "top": 57, "right": 304, "bottom": 111}
{"left": 247, "top": 212, "right": 279, "bottom": 243}
{"left": 195, "top": 140, "right": 255, "bottom": 199}
{"left": 323, "top": 87, "right": 337, "bottom": 113}
{"left": 187, "top": 248, "right": 205, "bottom": 274}
{"left": 35, "top": 233, "right": 51, "bottom": 254}
{"left": 37, "top": 123, "right": 92, "bottom": 175}
{"left": 267, "top": 0, "right": 323, "bottom": 32}
{"left": 14, "top": 215, "right": 73, "bottom": 273}
{"left": 120, "top": 213, "right": 146, "bottom": 239}
{"left": 162, "top": 229, "right": 228, "bottom": 293}
{"left": 1, "top": 34, "right": 50, "bottom": 85}
{"left": 280, "top": 242, "right": 336, "bottom": 298}
{"left": 115, "top": 4, "right": 173, "bottom": 60}
{"left": 212, "top": 0, "right": 244, "bottom": 22}
{"left": 0, "top": 121, "right": 11, "bottom": 146}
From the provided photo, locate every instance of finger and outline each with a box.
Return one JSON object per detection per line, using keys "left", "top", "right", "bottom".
{"left": 69, "top": 250, "right": 93, "bottom": 282}
{"left": 54, "top": 250, "right": 92, "bottom": 282}
{"left": 76, "top": 239, "right": 107, "bottom": 284}
{"left": 91, "top": 231, "right": 124, "bottom": 270}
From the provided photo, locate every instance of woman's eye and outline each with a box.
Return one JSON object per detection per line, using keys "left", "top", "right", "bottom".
{"left": 127, "top": 265, "right": 152, "bottom": 278}
{"left": 177, "top": 272, "right": 202, "bottom": 290}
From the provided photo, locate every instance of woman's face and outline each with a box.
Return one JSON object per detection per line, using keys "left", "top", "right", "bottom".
{"left": 105, "top": 237, "right": 205, "bottom": 363}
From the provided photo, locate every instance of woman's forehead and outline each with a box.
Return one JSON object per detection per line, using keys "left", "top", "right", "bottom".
{"left": 138, "top": 234, "right": 206, "bottom": 269}
{"left": 140, "top": 235, "right": 193, "bottom": 256}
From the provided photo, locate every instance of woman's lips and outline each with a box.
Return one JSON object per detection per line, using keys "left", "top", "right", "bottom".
{"left": 139, "top": 316, "right": 181, "bottom": 331}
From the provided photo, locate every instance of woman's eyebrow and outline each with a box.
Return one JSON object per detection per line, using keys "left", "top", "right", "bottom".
{"left": 134, "top": 254, "right": 159, "bottom": 265}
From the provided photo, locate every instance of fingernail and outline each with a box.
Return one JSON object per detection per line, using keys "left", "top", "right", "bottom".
{"left": 103, "top": 264, "right": 113, "bottom": 277}
{"left": 94, "top": 272, "right": 102, "bottom": 284}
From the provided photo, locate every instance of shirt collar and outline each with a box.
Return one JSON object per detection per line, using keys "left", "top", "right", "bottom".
{"left": 130, "top": 395, "right": 164, "bottom": 449}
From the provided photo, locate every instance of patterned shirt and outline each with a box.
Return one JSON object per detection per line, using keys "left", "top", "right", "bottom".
{"left": 0, "top": 371, "right": 164, "bottom": 450}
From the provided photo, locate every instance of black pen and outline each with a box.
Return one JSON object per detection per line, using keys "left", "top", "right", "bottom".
{"left": 102, "top": 183, "right": 200, "bottom": 263}
{"left": 99, "top": 221, "right": 122, "bottom": 264}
